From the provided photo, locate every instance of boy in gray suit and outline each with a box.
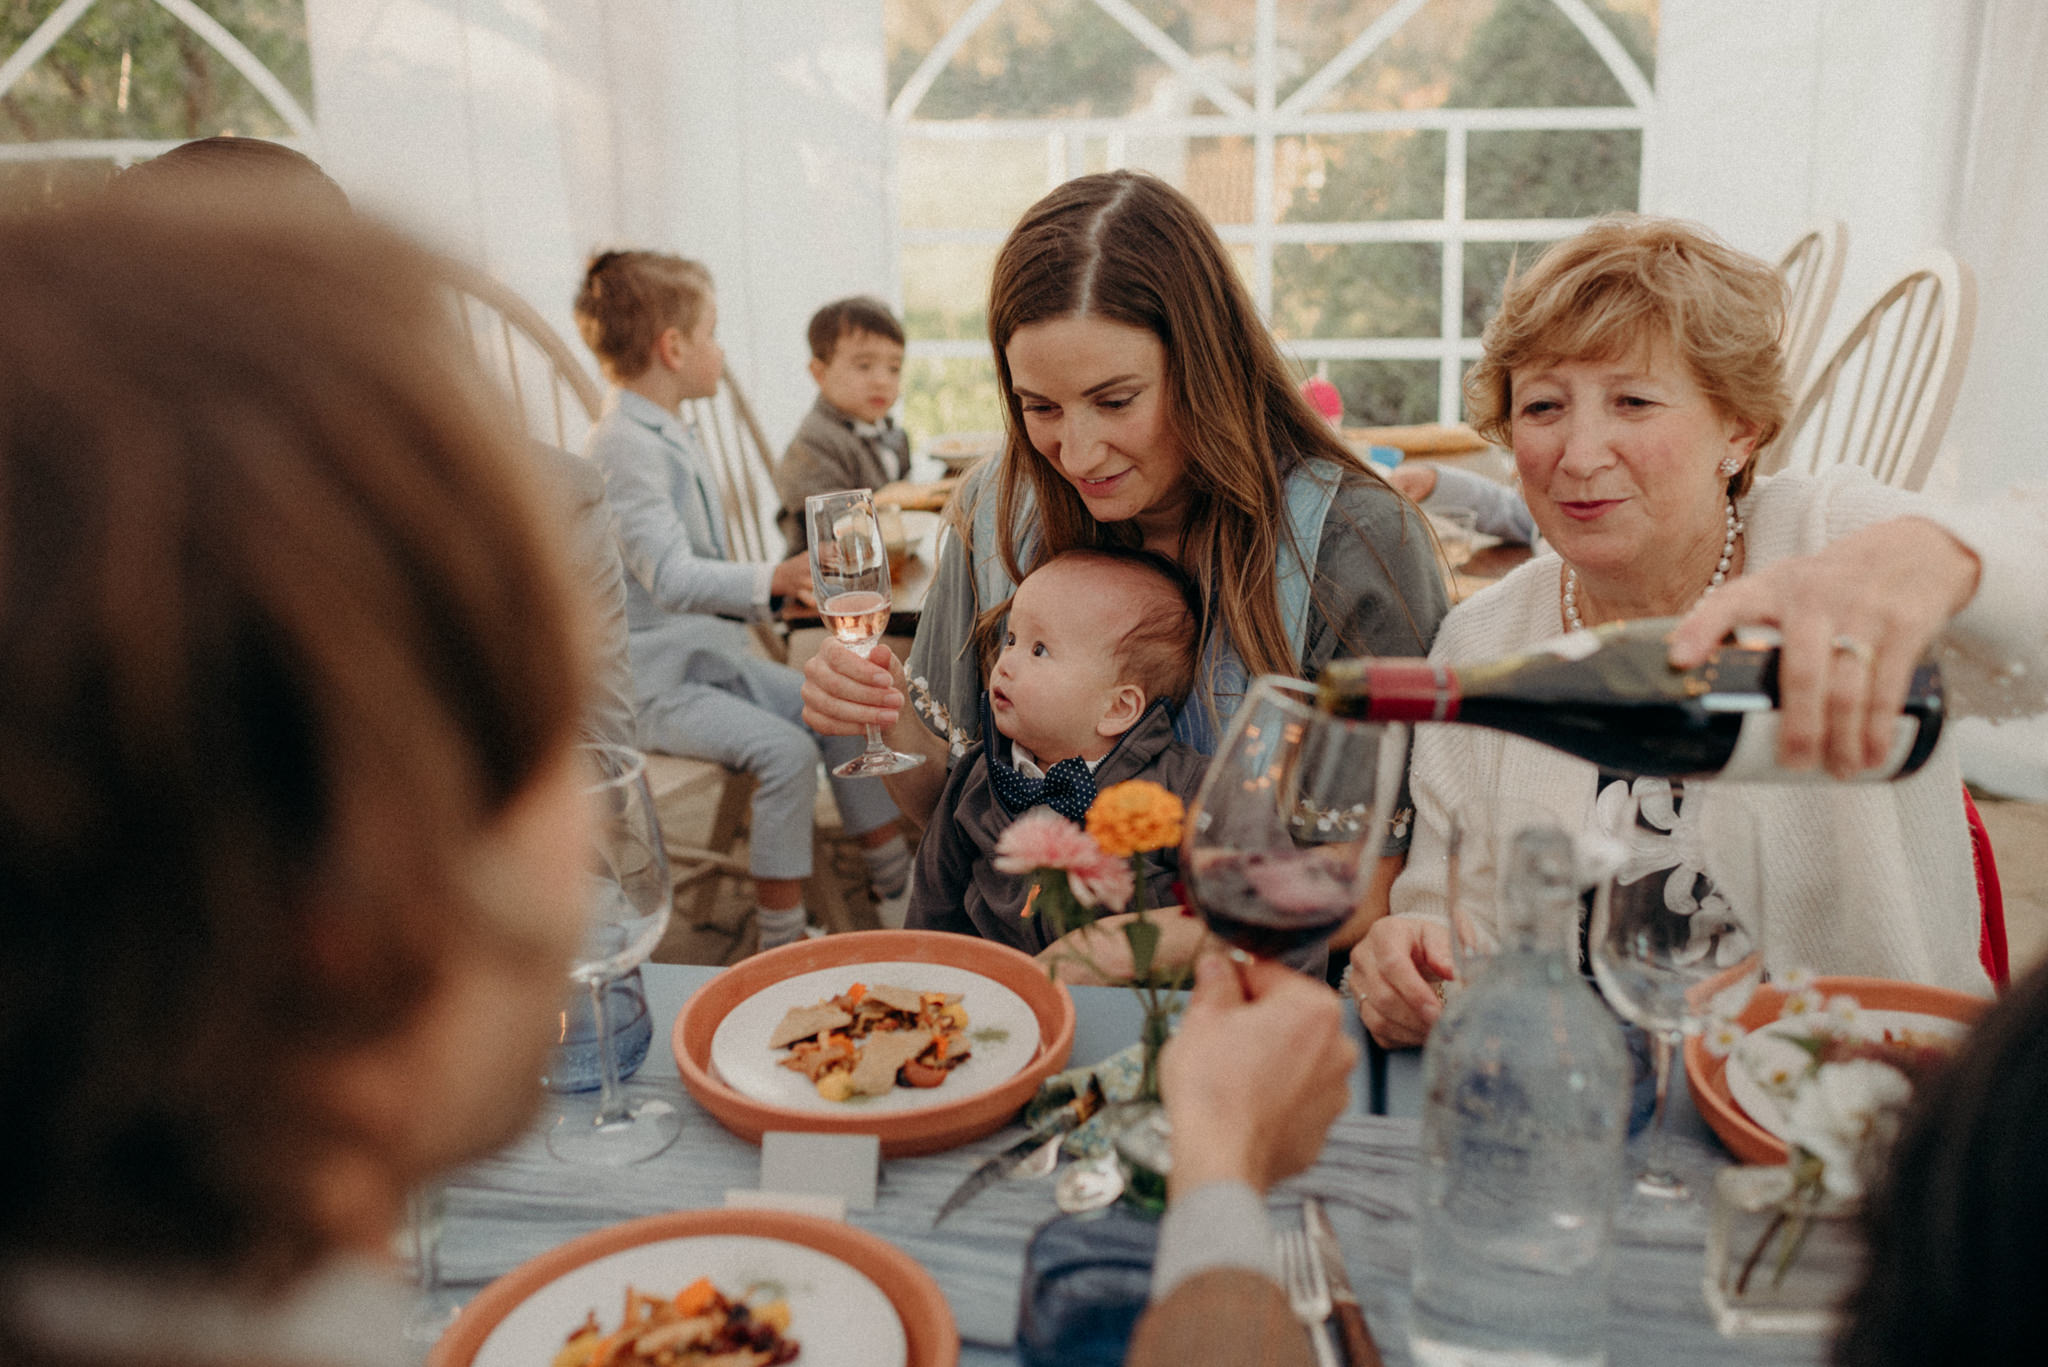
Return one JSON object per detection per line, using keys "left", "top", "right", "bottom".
{"left": 575, "top": 253, "right": 908, "bottom": 949}
{"left": 774, "top": 297, "right": 911, "bottom": 555}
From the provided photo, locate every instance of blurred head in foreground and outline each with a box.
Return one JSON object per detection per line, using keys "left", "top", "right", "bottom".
{"left": 1836, "top": 958, "right": 2048, "bottom": 1366}
{"left": 112, "top": 135, "right": 351, "bottom": 216}
{"left": 0, "top": 197, "right": 592, "bottom": 1299}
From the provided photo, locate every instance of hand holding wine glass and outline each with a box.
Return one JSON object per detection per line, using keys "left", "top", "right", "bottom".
{"left": 1589, "top": 782, "right": 1763, "bottom": 1199}
{"left": 804, "top": 489, "right": 925, "bottom": 779}
{"left": 1183, "top": 676, "right": 1408, "bottom": 965}
{"left": 546, "top": 743, "right": 681, "bottom": 1165}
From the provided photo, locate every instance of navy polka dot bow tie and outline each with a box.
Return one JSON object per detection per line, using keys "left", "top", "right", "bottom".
{"left": 989, "top": 755, "right": 1097, "bottom": 823}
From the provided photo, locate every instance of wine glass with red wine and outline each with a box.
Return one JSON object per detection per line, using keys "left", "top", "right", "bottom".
{"left": 1183, "top": 676, "right": 1409, "bottom": 964}
{"left": 805, "top": 488, "right": 925, "bottom": 778}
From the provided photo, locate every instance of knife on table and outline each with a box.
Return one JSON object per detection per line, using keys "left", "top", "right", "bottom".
{"left": 932, "top": 1075, "right": 1104, "bottom": 1227}
{"left": 1303, "top": 1197, "right": 1384, "bottom": 1367}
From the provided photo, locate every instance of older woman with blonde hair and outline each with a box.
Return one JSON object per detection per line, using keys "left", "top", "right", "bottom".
{"left": 1350, "top": 214, "right": 2048, "bottom": 1047}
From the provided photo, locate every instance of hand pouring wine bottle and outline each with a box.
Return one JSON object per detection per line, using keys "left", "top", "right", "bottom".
{"left": 1318, "top": 617, "right": 1942, "bottom": 782}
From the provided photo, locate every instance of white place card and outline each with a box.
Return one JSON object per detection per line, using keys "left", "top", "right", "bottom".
{"left": 757, "top": 1130, "right": 881, "bottom": 1211}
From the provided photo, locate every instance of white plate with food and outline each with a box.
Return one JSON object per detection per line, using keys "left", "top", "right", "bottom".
{"left": 709, "top": 961, "right": 1041, "bottom": 1115}
{"left": 477, "top": 1234, "right": 902, "bottom": 1367}
{"left": 435, "top": 1210, "right": 957, "bottom": 1367}
{"left": 1724, "top": 1008, "right": 1968, "bottom": 1142}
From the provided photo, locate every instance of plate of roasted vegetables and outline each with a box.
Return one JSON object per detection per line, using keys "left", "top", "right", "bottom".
{"left": 432, "top": 1211, "right": 957, "bottom": 1367}
{"left": 710, "top": 963, "right": 1040, "bottom": 1115}
{"left": 673, "top": 931, "right": 1075, "bottom": 1156}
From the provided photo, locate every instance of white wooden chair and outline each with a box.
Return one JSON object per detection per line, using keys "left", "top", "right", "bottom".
{"left": 1777, "top": 220, "right": 1847, "bottom": 395}
{"left": 435, "top": 256, "right": 604, "bottom": 452}
{"left": 1758, "top": 250, "right": 1976, "bottom": 492}
{"left": 433, "top": 259, "right": 754, "bottom": 901}
{"left": 685, "top": 368, "right": 791, "bottom": 664}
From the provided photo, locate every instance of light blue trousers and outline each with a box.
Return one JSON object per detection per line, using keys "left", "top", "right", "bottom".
{"left": 634, "top": 650, "right": 899, "bottom": 881}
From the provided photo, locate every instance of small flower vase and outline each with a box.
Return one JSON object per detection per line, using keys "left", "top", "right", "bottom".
{"left": 1099, "top": 1006, "right": 1174, "bottom": 1215}
{"left": 1703, "top": 1165, "right": 1864, "bottom": 1335}
{"left": 1108, "top": 1099, "right": 1172, "bottom": 1216}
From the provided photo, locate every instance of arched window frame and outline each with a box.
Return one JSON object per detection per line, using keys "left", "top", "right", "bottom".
{"left": 0, "top": 0, "right": 315, "bottom": 168}
{"left": 888, "top": 0, "right": 1653, "bottom": 425}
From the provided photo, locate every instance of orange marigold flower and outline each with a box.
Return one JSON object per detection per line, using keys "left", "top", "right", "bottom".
{"left": 1086, "top": 780, "right": 1184, "bottom": 856}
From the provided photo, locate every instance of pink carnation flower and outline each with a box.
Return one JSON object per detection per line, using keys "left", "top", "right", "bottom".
{"left": 993, "top": 810, "right": 1136, "bottom": 913}
{"left": 1069, "top": 849, "right": 1135, "bottom": 912}
{"left": 994, "top": 809, "right": 1104, "bottom": 876}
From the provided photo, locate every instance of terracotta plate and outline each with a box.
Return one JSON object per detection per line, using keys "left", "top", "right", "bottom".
{"left": 1685, "top": 975, "right": 1989, "bottom": 1166}
{"left": 677, "top": 930, "right": 1075, "bottom": 1156}
{"left": 430, "top": 1209, "right": 958, "bottom": 1367}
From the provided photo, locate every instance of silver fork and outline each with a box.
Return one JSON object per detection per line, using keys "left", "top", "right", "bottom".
{"left": 1275, "top": 1226, "right": 1340, "bottom": 1367}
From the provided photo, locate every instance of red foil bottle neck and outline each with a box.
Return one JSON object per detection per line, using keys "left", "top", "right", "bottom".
{"left": 1362, "top": 660, "right": 1460, "bottom": 723}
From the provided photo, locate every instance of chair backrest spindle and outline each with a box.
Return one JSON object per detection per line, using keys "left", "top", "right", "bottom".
{"left": 1777, "top": 221, "right": 1847, "bottom": 394}
{"left": 1757, "top": 250, "right": 1974, "bottom": 492}
{"left": 435, "top": 256, "right": 604, "bottom": 453}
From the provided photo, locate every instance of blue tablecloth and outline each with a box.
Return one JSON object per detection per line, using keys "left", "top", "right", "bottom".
{"left": 434, "top": 963, "right": 1823, "bottom": 1366}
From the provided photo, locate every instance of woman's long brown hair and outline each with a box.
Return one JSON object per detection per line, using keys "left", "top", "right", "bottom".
{"left": 978, "top": 171, "right": 1407, "bottom": 705}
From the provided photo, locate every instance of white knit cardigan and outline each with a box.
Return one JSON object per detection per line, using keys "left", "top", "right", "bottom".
{"left": 1388, "top": 466, "right": 2048, "bottom": 995}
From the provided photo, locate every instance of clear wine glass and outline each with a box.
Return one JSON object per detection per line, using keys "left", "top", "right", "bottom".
{"left": 1589, "top": 782, "right": 1764, "bottom": 1200}
{"left": 805, "top": 488, "right": 925, "bottom": 778}
{"left": 397, "top": 1181, "right": 456, "bottom": 1347}
{"left": 546, "top": 743, "right": 681, "bottom": 1165}
{"left": 1182, "top": 676, "right": 1409, "bottom": 965}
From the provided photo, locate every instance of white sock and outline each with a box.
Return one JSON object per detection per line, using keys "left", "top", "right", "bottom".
{"left": 861, "top": 834, "right": 910, "bottom": 899}
{"left": 757, "top": 905, "right": 807, "bottom": 950}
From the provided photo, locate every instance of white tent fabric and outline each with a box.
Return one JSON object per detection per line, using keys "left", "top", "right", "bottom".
{"left": 305, "top": 0, "right": 893, "bottom": 456}
{"left": 302, "top": 0, "right": 2044, "bottom": 791}
{"left": 1648, "top": 0, "right": 2045, "bottom": 500}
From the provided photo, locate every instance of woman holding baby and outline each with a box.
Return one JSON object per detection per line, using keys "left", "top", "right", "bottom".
{"left": 802, "top": 170, "right": 1450, "bottom": 966}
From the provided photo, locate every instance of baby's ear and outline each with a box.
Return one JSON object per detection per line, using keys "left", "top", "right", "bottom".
{"left": 808, "top": 356, "right": 828, "bottom": 386}
{"left": 1097, "top": 683, "right": 1146, "bottom": 737}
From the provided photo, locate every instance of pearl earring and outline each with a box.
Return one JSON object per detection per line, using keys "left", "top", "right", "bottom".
{"left": 1719, "top": 456, "right": 1742, "bottom": 478}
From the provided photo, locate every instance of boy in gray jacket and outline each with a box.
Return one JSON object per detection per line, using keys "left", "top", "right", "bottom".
{"left": 774, "top": 297, "right": 910, "bottom": 554}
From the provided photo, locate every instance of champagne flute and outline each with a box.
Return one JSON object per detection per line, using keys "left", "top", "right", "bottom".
{"left": 1589, "top": 783, "right": 1763, "bottom": 1199}
{"left": 805, "top": 489, "right": 926, "bottom": 778}
{"left": 546, "top": 743, "right": 681, "bottom": 1165}
{"left": 1183, "top": 676, "right": 1408, "bottom": 965}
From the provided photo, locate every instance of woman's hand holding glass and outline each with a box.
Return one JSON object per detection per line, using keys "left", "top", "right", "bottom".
{"left": 803, "top": 489, "right": 925, "bottom": 779}
{"left": 1162, "top": 954, "right": 1357, "bottom": 1196}
{"left": 801, "top": 637, "right": 908, "bottom": 736}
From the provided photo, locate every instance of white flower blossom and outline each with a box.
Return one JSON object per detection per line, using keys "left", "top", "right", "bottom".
{"left": 1738, "top": 1030, "right": 1815, "bottom": 1100}
{"left": 1824, "top": 994, "right": 1868, "bottom": 1036}
{"left": 1779, "top": 967, "right": 1817, "bottom": 992}
{"left": 1703, "top": 1017, "right": 1744, "bottom": 1058}
{"left": 1781, "top": 986, "right": 1826, "bottom": 1020}
{"left": 1785, "top": 1060, "right": 1914, "bottom": 1199}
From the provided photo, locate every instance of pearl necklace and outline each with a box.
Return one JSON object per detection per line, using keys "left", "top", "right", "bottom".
{"left": 1562, "top": 497, "right": 1743, "bottom": 633}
